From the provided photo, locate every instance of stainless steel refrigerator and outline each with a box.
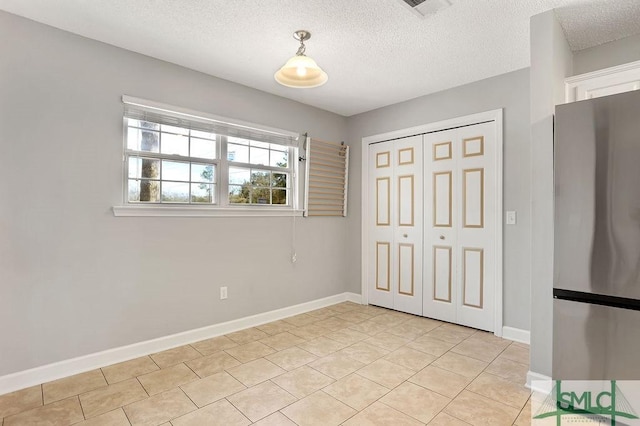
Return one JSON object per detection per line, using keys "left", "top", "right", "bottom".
{"left": 553, "top": 89, "right": 640, "bottom": 380}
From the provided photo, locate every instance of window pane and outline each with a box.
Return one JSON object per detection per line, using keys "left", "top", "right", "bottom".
{"left": 127, "top": 128, "right": 159, "bottom": 152}
{"left": 191, "top": 137, "right": 216, "bottom": 159}
{"left": 272, "top": 172, "right": 288, "bottom": 188}
{"left": 161, "top": 181, "right": 189, "bottom": 202}
{"left": 129, "top": 179, "right": 160, "bottom": 202}
{"left": 162, "top": 160, "right": 189, "bottom": 181}
{"left": 191, "top": 163, "right": 215, "bottom": 183}
{"left": 250, "top": 170, "right": 270, "bottom": 187}
{"left": 270, "top": 149, "right": 288, "bottom": 168}
{"left": 251, "top": 141, "right": 270, "bottom": 149}
{"left": 191, "top": 183, "right": 215, "bottom": 204}
{"left": 127, "top": 119, "right": 160, "bottom": 131}
{"left": 272, "top": 189, "right": 288, "bottom": 205}
{"left": 191, "top": 130, "right": 216, "bottom": 140}
{"left": 161, "top": 133, "right": 189, "bottom": 156}
{"left": 229, "top": 167, "right": 250, "bottom": 185}
{"left": 228, "top": 143, "right": 248, "bottom": 163}
{"left": 161, "top": 124, "right": 189, "bottom": 135}
{"left": 251, "top": 187, "right": 270, "bottom": 204}
{"left": 250, "top": 147, "right": 269, "bottom": 166}
{"left": 128, "top": 157, "right": 160, "bottom": 179}
{"left": 229, "top": 185, "right": 249, "bottom": 204}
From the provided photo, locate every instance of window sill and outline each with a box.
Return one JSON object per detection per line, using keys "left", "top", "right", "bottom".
{"left": 112, "top": 205, "right": 305, "bottom": 217}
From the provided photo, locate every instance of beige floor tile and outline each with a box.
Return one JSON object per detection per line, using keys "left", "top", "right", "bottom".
{"left": 259, "top": 332, "right": 306, "bottom": 351}
{"left": 282, "top": 313, "right": 317, "bottom": 327}
{"left": 256, "top": 320, "right": 296, "bottom": 335}
{"left": 485, "top": 356, "right": 529, "bottom": 384}
{"left": 335, "top": 312, "right": 372, "bottom": 324}
{"left": 251, "top": 411, "right": 297, "bottom": 426}
{"left": 385, "top": 346, "right": 437, "bottom": 371}
{"left": 338, "top": 341, "right": 390, "bottom": 364}
{"left": 73, "top": 408, "right": 130, "bottom": 425}
{"left": 0, "top": 385, "right": 42, "bottom": 419}
{"left": 323, "top": 373, "right": 389, "bottom": 411}
{"left": 466, "top": 331, "right": 511, "bottom": 349}
{"left": 330, "top": 302, "right": 360, "bottom": 313}
{"left": 224, "top": 341, "right": 276, "bottom": 363}
{"left": 511, "top": 341, "right": 530, "bottom": 349}
{"left": 450, "top": 339, "right": 506, "bottom": 363}
{"left": 281, "top": 391, "right": 356, "bottom": 426}
{"left": 466, "top": 372, "right": 531, "bottom": 409}
{"left": 431, "top": 352, "right": 488, "bottom": 378}
{"left": 426, "top": 326, "right": 474, "bottom": 344}
{"left": 297, "top": 336, "right": 349, "bottom": 357}
{"left": 101, "top": 356, "right": 159, "bottom": 384}
{"left": 349, "top": 320, "right": 390, "bottom": 336}
{"left": 428, "top": 412, "right": 472, "bottom": 425}
{"left": 406, "top": 336, "right": 457, "bottom": 357}
{"left": 171, "top": 398, "right": 250, "bottom": 426}
{"left": 306, "top": 307, "right": 340, "bottom": 319}
{"left": 514, "top": 398, "right": 531, "bottom": 426}
{"left": 79, "top": 378, "right": 148, "bottom": 418}
{"left": 364, "top": 332, "right": 411, "bottom": 351}
{"left": 314, "top": 317, "right": 353, "bottom": 331}
{"left": 185, "top": 351, "right": 241, "bottom": 378}
{"left": 191, "top": 335, "right": 238, "bottom": 356}
{"left": 123, "top": 388, "right": 196, "bottom": 426}
{"left": 368, "top": 314, "right": 410, "bottom": 328}
{"left": 385, "top": 323, "right": 428, "bottom": 340}
{"left": 402, "top": 317, "right": 443, "bottom": 332}
{"left": 226, "top": 358, "right": 285, "bottom": 387}
{"left": 408, "top": 365, "right": 471, "bottom": 398}
{"left": 150, "top": 345, "right": 201, "bottom": 369}
{"left": 380, "top": 382, "right": 450, "bottom": 423}
{"left": 43, "top": 370, "right": 107, "bottom": 404}
{"left": 288, "top": 324, "right": 330, "bottom": 340}
{"left": 500, "top": 344, "right": 530, "bottom": 365}
{"left": 342, "top": 401, "right": 423, "bottom": 426}
{"left": 265, "top": 347, "right": 318, "bottom": 371}
{"left": 227, "top": 381, "right": 297, "bottom": 422}
{"left": 3, "top": 396, "right": 84, "bottom": 426}
{"left": 357, "top": 359, "right": 414, "bottom": 389}
{"left": 445, "top": 390, "right": 520, "bottom": 426}
{"left": 137, "top": 363, "right": 198, "bottom": 396}
{"left": 324, "top": 329, "right": 369, "bottom": 345}
{"left": 271, "top": 366, "right": 335, "bottom": 398}
{"left": 308, "top": 353, "right": 366, "bottom": 380}
{"left": 180, "top": 371, "right": 245, "bottom": 407}
{"left": 226, "top": 328, "right": 269, "bottom": 345}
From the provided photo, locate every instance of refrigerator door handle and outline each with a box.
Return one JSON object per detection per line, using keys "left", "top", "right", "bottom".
{"left": 553, "top": 289, "right": 640, "bottom": 312}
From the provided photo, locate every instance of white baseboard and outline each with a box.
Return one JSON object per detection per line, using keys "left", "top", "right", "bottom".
{"left": 0, "top": 292, "right": 362, "bottom": 396}
{"left": 501, "top": 326, "right": 530, "bottom": 344}
{"left": 527, "top": 371, "right": 552, "bottom": 393}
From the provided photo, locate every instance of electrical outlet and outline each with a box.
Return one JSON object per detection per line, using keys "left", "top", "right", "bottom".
{"left": 506, "top": 211, "right": 517, "bottom": 225}
{"left": 291, "top": 253, "right": 297, "bottom": 263}
{"left": 220, "top": 286, "right": 228, "bottom": 300}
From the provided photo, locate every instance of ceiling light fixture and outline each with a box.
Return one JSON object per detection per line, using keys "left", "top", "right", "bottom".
{"left": 274, "top": 30, "right": 328, "bottom": 88}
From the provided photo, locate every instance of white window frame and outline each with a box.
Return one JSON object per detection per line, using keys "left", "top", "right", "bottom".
{"left": 113, "top": 96, "right": 304, "bottom": 217}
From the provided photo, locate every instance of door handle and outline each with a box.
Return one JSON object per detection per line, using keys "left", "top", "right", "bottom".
{"left": 403, "top": 234, "right": 408, "bottom": 238}
{"left": 439, "top": 235, "right": 445, "bottom": 240}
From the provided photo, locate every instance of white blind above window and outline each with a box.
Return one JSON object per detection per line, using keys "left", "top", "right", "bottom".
{"left": 122, "top": 95, "right": 299, "bottom": 147}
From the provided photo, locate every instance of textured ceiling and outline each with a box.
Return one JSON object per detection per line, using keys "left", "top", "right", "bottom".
{"left": 1, "top": 0, "right": 639, "bottom": 116}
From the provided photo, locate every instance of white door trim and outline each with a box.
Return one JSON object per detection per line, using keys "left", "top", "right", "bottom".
{"left": 361, "top": 109, "right": 504, "bottom": 336}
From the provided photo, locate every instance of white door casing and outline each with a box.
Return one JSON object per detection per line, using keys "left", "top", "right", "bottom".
{"left": 367, "top": 136, "right": 423, "bottom": 315}
{"left": 361, "top": 109, "right": 503, "bottom": 336}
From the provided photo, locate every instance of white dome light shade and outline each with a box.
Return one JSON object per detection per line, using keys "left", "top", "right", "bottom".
{"left": 274, "top": 54, "right": 328, "bottom": 88}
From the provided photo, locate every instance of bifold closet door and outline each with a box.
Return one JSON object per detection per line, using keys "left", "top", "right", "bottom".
{"left": 423, "top": 122, "right": 496, "bottom": 331}
{"left": 368, "top": 136, "right": 423, "bottom": 316}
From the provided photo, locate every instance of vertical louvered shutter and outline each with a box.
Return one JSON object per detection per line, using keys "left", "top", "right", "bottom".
{"left": 304, "top": 138, "right": 349, "bottom": 217}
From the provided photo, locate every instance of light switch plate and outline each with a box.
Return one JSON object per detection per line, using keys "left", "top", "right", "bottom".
{"left": 506, "top": 211, "right": 517, "bottom": 225}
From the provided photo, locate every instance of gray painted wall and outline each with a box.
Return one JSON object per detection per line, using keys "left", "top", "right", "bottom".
{"left": 0, "top": 11, "right": 349, "bottom": 376}
{"left": 528, "top": 10, "right": 573, "bottom": 378}
{"left": 346, "top": 68, "right": 532, "bottom": 331}
{"left": 573, "top": 33, "right": 640, "bottom": 75}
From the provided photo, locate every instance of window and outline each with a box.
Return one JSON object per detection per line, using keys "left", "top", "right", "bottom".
{"left": 116, "top": 96, "right": 301, "bottom": 216}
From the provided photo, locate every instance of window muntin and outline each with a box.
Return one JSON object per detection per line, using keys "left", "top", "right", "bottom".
{"left": 125, "top": 119, "right": 294, "bottom": 207}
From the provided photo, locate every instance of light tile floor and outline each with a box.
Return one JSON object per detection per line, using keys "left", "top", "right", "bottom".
{"left": 0, "top": 302, "right": 532, "bottom": 425}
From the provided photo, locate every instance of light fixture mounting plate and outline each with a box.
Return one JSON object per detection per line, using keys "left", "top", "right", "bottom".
{"left": 293, "top": 30, "right": 311, "bottom": 42}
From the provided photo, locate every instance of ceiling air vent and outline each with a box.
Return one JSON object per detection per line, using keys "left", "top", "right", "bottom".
{"left": 398, "top": 0, "right": 452, "bottom": 17}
